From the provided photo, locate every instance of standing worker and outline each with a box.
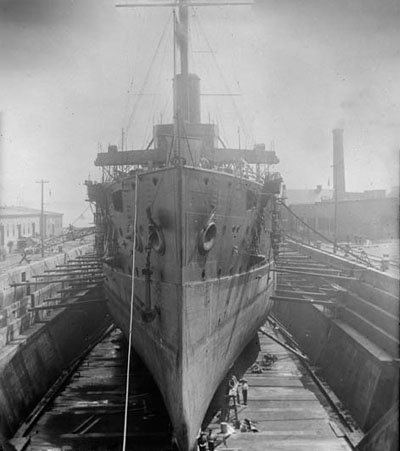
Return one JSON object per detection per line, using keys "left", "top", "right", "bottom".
{"left": 228, "top": 385, "right": 237, "bottom": 406}
{"left": 229, "top": 375, "right": 240, "bottom": 404}
{"left": 241, "top": 378, "right": 248, "bottom": 405}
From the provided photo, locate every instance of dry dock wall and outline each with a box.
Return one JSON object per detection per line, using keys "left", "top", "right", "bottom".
{"left": 0, "top": 245, "right": 111, "bottom": 439}
{"left": 0, "top": 300, "right": 110, "bottom": 438}
{"left": 273, "top": 242, "right": 399, "bottom": 433}
{"left": 273, "top": 300, "right": 398, "bottom": 431}
{"left": 0, "top": 245, "right": 93, "bottom": 346}
{"left": 357, "top": 403, "right": 398, "bottom": 451}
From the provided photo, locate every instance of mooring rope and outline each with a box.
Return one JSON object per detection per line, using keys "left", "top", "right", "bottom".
{"left": 122, "top": 172, "right": 139, "bottom": 451}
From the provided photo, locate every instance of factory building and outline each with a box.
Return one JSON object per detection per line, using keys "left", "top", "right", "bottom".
{"left": 284, "top": 129, "right": 399, "bottom": 243}
{"left": 0, "top": 206, "right": 63, "bottom": 253}
{"left": 285, "top": 196, "right": 398, "bottom": 243}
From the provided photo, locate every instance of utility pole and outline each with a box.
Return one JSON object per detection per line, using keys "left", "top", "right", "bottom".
{"left": 36, "top": 180, "right": 49, "bottom": 258}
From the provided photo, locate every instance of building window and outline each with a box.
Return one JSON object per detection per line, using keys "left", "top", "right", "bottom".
{"left": 12, "top": 224, "right": 15, "bottom": 236}
{"left": 6, "top": 225, "right": 9, "bottom": 237}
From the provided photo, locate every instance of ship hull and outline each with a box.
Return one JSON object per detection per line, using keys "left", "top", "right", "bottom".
{"left": 104, "top": 262, "right": 274, "bottom": 450}
{"left": 91, "top": 165, "right": 277, "bottom": 450}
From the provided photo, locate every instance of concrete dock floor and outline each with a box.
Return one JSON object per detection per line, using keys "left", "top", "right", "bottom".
{"left": 217, "top": 328, "right": 354, "bottom": 451}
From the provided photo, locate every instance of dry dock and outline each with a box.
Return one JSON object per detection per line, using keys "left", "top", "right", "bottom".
{"left": 3, "top": 238, "right": 398, "bottom": 451}
{"left": 0, "top": 239, "right": 111, "bottom": 444}
{"left": 9, "top": 324, "right": 360, "bottom": 451}
{"left": 270, "top": 239, "right": 399, "bottom": 451}
{"left": 18, "top": 329, "right": 171, "bottom": 451}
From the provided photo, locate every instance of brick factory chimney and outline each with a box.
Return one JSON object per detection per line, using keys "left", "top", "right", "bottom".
{"left": 332, "top": 129, "right": 346, "bottom": 200}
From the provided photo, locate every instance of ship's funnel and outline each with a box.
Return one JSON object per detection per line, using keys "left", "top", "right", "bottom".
{"left": 174, "top": 73, "right": 201, "bottom": 123}
{"left": 332, "top": 128, "right": 346, "bottom": 200}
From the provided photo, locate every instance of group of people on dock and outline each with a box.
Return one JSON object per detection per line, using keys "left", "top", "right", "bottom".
{"left": 197, "top": 376, "right": 251, "bottom": 450}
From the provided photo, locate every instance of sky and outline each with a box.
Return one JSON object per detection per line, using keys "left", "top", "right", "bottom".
{"left": 0, "top": 0, "right": 399, "bottom": 225}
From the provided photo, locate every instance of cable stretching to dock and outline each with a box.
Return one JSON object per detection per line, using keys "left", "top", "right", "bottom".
{"left": 123, "top": 173, "right": 139, "bottom": 451}
{"left": 278, "top": 200, "right": 376, "bottom": 268}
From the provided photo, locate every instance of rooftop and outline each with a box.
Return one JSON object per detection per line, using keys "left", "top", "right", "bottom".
{"left": 285, "top": 187, "right": 333, "bottom": 205}
{"left": 0, "top": 206, "right": 63, "bottom": 218}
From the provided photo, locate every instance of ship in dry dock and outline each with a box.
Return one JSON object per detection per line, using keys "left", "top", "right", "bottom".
{"left": 86, "top": 1, "right": 281, "bottom": 449}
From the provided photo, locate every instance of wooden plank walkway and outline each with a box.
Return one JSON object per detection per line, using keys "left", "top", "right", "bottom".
{"left": 212, "top": 327, "right": 354, "bottom": 451}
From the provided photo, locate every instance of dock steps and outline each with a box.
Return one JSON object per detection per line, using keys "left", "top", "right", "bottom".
{"left": 0, "top": 245, "right": 104, "bottom": 347}
{"left": 340, "top": 305, "right": 399, "bottom": 356}
{"left": 275, "top": 242, "right": 399, "bottom": 358}
{"left": 272, "top": 241, "right": 399, "bottom": 440}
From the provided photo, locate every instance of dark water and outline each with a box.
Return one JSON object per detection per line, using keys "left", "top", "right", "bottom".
{"left": 28, "top": 329, "right": 173, "bottom": 451}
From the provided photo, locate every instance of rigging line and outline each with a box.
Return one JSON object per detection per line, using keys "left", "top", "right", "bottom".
{"left": 122, "top": 172, "right": 139, "bottom": 451}
{"left": 141, "top": 26, "right": 172, "bottom": 148}
{"left": 122, "top": 10, "right": 147, "bottom": 130}
{"left": 278, "top": 200, "right": 377, "bottom": 269}
{"left": 149, "top": 19, "right": 172, "bottom": 143}
{"left": 125, "top": 17, "right": 170, "bottom": 141}
{"left": 122, "top": 77, "right": 135, "bottom": 129}
{"left": 159, "top": 91, "right": 173, "bottom": 123}
{"left": 215, "top": 108, "right": 229, "bottom": 147}
{"left": 192, "top": 8, "right": 252, "bottom": 143}
{"left": 181, "top": 120, "right": 196, "bottom": 165}
{"left": 88, "top": 202, "right": 95, "bottom": 217}
{"left": 191, "top": 11, "right": 237, "bottom": 143}
{"left": 167, "top": 134, "right": 176, "bottom": 164}
{"left": 124, "top": 12, "right": 172, "bottom": 139}
{"left": 71, "top": 205, "right": 91, "bottom": 225}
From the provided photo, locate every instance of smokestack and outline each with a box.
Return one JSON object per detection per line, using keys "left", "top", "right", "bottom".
{"left": 332, "top": 129, "right": 346, "bottom": 200}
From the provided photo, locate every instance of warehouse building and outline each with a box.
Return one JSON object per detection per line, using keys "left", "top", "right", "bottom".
{"left": 0, "top": 206, "right": 63, "bottom": 253}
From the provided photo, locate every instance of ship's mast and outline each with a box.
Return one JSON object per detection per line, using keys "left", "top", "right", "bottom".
{"left": 173, "top": 1, "right": 252, "bottom": 124}
{"left": 117, "top": 1, "right": 252, "bottom": 160}
{"left": 173, "top": 1, "right": 189, "bottom": 162}
{"left": 174, "top": 0, "right": 192, "bottom": 134}
{"left": 178, "top": 0, "right": 189, "bottom": 77}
